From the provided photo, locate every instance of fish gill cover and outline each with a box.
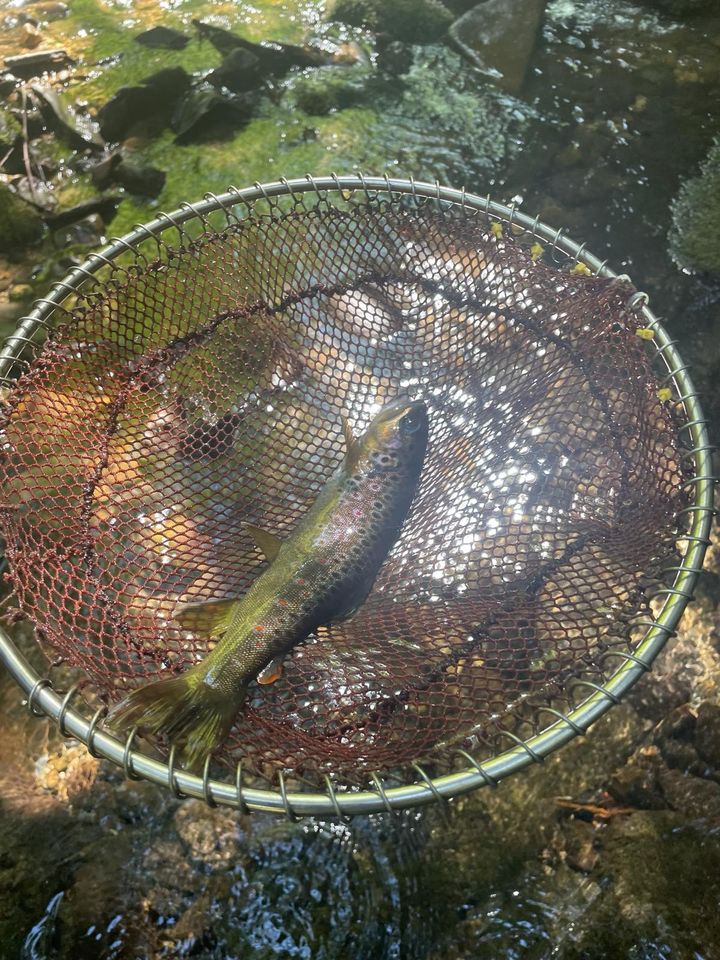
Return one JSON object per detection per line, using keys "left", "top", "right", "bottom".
{"left": 0, "top": 189, "right": 687, "bottom": 784}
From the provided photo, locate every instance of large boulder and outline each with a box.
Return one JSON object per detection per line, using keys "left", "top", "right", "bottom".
{"left": 669, "top": 139, "right": 720, "bottom": 275}
{"left": 448, "top": 0, "right": 547, "bottom": 94}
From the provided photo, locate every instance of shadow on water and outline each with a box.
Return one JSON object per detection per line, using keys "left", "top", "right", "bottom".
{"left": 2, "top": 0, "right": 720, "bottom": 957}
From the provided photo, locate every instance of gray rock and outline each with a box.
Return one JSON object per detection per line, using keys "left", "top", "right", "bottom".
{"left": 43, "top": 195, "right": 120, "bottom": 230}
{"left": 89, "top": 152, "right": 165, "bottom": 197}
{"left": 448, "top": 0, "right": 547, "bottom": 94}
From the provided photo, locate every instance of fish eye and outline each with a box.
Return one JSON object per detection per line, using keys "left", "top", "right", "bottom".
{"left": 398, "top": 408, "right": 422, "bottom": 435}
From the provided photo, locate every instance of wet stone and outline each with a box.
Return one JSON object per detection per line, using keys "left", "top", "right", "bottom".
{"left": 657, "top": 766, "right": 720, "bottom": 821}
{"left": 97, "top": 66, "right": 191, "bottom": 143}
{"left": 448, "top": 0, "right": 547, "bottom": 93}
{"left": 2, "top": 48, "right": 73, "bottom": 79}
{"left": 30, "top": 83, "right": 103, "bottom": 150}
{"left": 43, "top": 195, "right": 120, "bottom": 230}
{"left": 207, "top": 47, "right": 263, "bottom": 94}
{"left": 171, "top": 85, "right": 260, "bottom": 145}
{"left": 135, "top": 25, "right": 189, "bottom": 50}
{"left": 692, "top": 700, "right": 720, "bottom": 769}
{"left": 559, "top": 819, "right": 600, "bottom": 873}
{"left": 193, "top": 18, "right": 330, "bottom": 73}
{"left": 607, "top": 749, "right": 667, "bottom": 810}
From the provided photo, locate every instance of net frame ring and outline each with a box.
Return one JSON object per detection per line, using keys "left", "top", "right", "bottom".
{"left": 0, "top": 175, "right": 714, "bottom": 818}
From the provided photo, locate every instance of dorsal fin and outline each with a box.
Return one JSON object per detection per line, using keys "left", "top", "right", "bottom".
{"left": 245, "top": 523, "right": 283, "bottom": 563}
{"left": 175, "top": 598, "right": 235, "bottom": 638}
{"left": 340, "top": 415, "right": 361, "bottom": 470}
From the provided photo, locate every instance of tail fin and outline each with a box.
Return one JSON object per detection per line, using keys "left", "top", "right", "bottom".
{"left": 107, "top": 673, "right": 242, "bottom": 770}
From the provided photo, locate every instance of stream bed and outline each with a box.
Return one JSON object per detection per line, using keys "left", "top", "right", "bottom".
{"left": 1, "top": 0, "right": 720, "bottom": 958}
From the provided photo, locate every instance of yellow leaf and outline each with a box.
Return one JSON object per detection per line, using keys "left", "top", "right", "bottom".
{"left": 530, "top": 242, "right": 544, "bottom": 262}
{"left": 490, "top": 221, "right": 503, "bottom": 239}
{"left": 656, "top": 387, "right": 672, "bottom": 402}
{"left": 571, "top": 262, "right": 592, "bottom": 276}
{"left": 635, "top": 328, "right": 655, "bottom": 340}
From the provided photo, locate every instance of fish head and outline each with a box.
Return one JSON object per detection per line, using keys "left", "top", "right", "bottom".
{"left": 355, "top": 397, "right": 428, "bottom": 474}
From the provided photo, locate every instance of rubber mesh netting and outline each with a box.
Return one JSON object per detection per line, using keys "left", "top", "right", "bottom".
{"left": 0, "top": 194, "right": 687, "bottom": 782}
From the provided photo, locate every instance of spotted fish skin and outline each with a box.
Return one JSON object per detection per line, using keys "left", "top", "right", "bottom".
{"left": 108, "top": 398, "right": 428, "bottom": 767}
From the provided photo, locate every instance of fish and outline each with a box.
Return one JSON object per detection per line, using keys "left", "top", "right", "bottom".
{"left": 107, "top": 397, "right": 429, "bottom": 768}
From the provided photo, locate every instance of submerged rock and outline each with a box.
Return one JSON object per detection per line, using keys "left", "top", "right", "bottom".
{"left": 43, "top": 195, "right": 120, "bottom": 230}
{"left": 0, "top": 181, "right": 44, "bottom": 254}
{"left": 192, "top": 19, "right": 330, "bottom": 73}
{"left": 30, "top": 84, "right": 103, "bottom": 151}
{"left": 2, "top": 48, "right": 73, "bottom": 79}
{"left": 135, "top": 25, "right": 189, "bottom": 50}
{"left": 329, "top": 0, "right": 454, "bottom": 43}
{"left": 89, "top": 152, "right": 165, "bottom": 197}
{"left": 448, "top": 0, "right": 547, "bottom": 94}
{"left": 207, "top": 47, "right": 263, "bottom": 94}
{"left": 669, "top": 138, "right": 720, "bottom": 275}
{"left": 171, "top": 85, "right": 259, "bottom": 145}
{"left": 97, "top": 66, "right": 191, "bottom": 143}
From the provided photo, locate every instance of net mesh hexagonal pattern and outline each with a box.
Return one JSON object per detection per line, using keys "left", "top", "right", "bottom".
{"left": 0, "top": 194, "right": 686, "bottom": 783}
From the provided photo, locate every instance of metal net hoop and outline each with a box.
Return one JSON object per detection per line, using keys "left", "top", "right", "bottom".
{"left": 0, "top": 176, "right": 713, "bottom": 818}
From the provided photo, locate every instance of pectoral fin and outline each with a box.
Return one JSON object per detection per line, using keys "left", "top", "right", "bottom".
{"left": 175, "top": 598, "right": 235, "bottom": 638}
{"left": 340, "top": 415, "right": 361, "bottom": 470}
{"left": 245, "top": 524, "right": 283, "bottom": 563}
{"left": 257, "top": 657, "right": 284, "bottom": 685}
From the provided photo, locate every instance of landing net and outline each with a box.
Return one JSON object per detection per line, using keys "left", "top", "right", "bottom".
{"left": 0, "top": 188, "right": 688, "bottom": 783}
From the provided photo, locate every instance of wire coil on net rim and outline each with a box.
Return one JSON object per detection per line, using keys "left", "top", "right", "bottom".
{"left": 0, "top": 177, "right": 713, "bottom": 817}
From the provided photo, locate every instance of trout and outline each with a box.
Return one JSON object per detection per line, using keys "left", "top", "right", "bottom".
{"left": 108, "top": 398, "right": 428, "bottom": 767}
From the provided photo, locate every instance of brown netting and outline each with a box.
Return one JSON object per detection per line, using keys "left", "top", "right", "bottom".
{"left": 0, "top": 194, "right": 687, "bottom": 783}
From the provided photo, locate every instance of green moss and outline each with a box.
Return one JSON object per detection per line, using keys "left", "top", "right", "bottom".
{"left": 669, "top": 139, "right": 720, "bottom": 274}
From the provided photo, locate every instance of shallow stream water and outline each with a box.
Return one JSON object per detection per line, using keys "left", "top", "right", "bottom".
{"left": 1, "top": 1, "right": 720, "bottom": 958}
